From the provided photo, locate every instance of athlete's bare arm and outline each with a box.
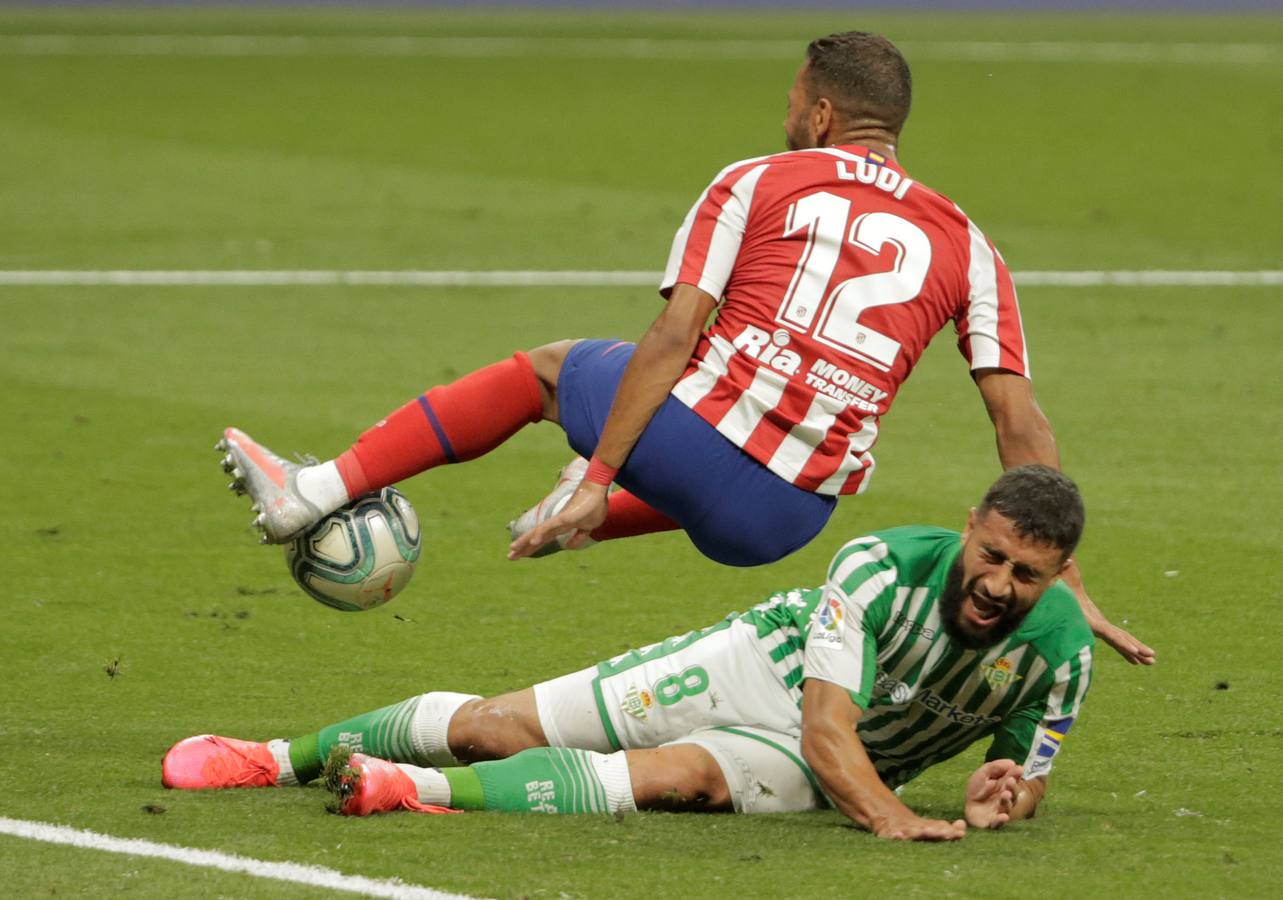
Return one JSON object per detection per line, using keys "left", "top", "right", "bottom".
{"left": 975, "top": 369, "right": 1059, "bottom": 469}
{"left": 508, "top": 283, "right": 718, "bottom": 559}
{"left": 800, "top": 679, "right": 966, "bottom": 841}
{"left": 974, "top": 369, "right": 1156, "bottom": 666}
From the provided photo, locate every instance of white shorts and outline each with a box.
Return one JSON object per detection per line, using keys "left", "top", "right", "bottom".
{"left": 669, "top": 726, "right": 826, "bottom": 814}
{"left": 532, "top": 618, "right": 824, "bottom": 814}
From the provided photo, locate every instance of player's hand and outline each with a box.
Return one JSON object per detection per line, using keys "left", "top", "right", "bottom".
{"left": 871, "top": 812, "right": 967, "bottom": 841}
{"left": 507, "top": 482, "right": 609, "bottom": 560}
{"left": 963, "top": 759, "right": 1023, "bottom": 829}
{"left": 1094, "top": 620, "right": 1156, "bottom": 666}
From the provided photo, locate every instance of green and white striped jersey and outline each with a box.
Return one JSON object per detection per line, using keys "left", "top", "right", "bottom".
{"left": 737, "top": 526, "right": 1093, "bottom": 788}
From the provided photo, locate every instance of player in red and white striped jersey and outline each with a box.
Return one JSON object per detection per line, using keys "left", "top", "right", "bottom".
{"left": 218, "top": 32, "right": 1151, "bottom": 665}
{"left": 515, "top": 32, "right": 1148, "bottom": 664}
{"left": 660, "top": 143, "right": 1029, "bottom": 495}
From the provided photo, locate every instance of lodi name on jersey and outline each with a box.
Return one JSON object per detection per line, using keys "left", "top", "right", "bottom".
{"left": 833, "top": 159, "right": 914, "bottom": 200}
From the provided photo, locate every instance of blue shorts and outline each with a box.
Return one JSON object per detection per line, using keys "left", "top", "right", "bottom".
{"left": 557, "top": 339, "right": 836, "bottom": 567}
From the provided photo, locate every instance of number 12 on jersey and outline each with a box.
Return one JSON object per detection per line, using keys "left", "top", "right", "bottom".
{"left": 776, "top": 191, "right": 933, "bottom": 372}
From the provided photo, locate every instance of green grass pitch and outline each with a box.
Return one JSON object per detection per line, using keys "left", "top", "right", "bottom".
{"left": 2, "top": 8, "right": 1282, "bottom": 898}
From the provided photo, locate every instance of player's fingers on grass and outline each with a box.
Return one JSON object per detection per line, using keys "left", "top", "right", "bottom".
{"left": 912, "top": 818, "right": 966, "bottom": 841}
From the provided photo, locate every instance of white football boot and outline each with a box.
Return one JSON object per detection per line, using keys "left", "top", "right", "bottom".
{"left": 507, "top": 456, "right": 599, "bottom": 558}
{"left": 216, "top": 427, "right": 325, "bottom": 544}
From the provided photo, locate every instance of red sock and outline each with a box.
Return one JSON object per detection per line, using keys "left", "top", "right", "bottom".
{"left": 335, "top": 353, "right": 543, "bottom": 497}
{"left": 589, "top": 490, "right": 679, "bottom": 542}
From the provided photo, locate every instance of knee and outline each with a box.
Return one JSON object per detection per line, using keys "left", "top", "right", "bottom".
{"left": 526, "top": 340, "right": 577, "bottom": 389}
{"left": 523, "top": 340, "right": 578, "bottom": 423}
{"left": 629, "top": 745, "right": 732, "bottom": 812}
{"left": 447, "top": 697, "right": 547, "bottom": 763}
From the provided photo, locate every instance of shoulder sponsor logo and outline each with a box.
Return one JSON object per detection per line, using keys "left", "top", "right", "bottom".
{"left": 981, "top": 657, "right": 1024, "bottom": 690}
{"left": 810, "top": 596, "right": 845, "bottom": 649}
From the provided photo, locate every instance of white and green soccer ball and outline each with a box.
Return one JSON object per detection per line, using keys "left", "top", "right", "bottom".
{"left": 285, "top": 487, "right": 421, "bottom": 612}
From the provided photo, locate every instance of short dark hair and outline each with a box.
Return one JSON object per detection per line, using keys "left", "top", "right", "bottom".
{"left": 977, "top": 465, "right": 1085, "bottom": 558}
{"left": 805, "top": 32, "right": 913, "bottom": 134}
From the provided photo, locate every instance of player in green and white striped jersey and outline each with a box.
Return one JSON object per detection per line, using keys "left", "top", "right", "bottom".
{"left": 163, "top": 465, "right": 1092, "bottom": 841}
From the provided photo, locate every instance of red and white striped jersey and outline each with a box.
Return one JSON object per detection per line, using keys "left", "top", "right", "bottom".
{"left": 660, "top": 144, "right": 1029, "bottom": 496}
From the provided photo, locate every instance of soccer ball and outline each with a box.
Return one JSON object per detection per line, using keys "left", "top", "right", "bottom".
{"left": 285, "top": 487, "right": 421, "bottom": 612}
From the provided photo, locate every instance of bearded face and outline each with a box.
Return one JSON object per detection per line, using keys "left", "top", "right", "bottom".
{"left": 941, "top": 510, "right": 1069, "bottom": 651}
{"left": 939, "top": 557, "right": 1030, "bottom": 650}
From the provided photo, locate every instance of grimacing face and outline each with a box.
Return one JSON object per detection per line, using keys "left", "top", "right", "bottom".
{"left": 783, "top": 63, "right": 816, "bottom": 151}
{"left": 940, "top": 509, "right": 1070, "bottom": 650}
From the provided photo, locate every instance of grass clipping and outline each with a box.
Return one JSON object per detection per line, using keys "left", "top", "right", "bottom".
{"left": 322, "top": 745, "right": 359, "bottom": 815}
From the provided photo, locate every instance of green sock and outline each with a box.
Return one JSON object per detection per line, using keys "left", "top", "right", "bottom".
{"left": 287, "top": 696, "right": 423, "bottom": 783}
{"left": 443, "top": 747, "right": 632, "bottom": 814}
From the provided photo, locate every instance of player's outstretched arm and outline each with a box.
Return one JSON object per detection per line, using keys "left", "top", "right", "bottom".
{"left": 801, "top": 679, "right": 966, "bottom": 841}
{"left": 509, "top": 283, "right": 717, "bottom": 559}
{"left": 964, "top": 760, "right": 1047, "bottom": 829}
{"left": 974, "top": 370, "right": 1156, "bottom": 666}
{"left": 974, "top": 369, "right": 1060, "bottom": 470}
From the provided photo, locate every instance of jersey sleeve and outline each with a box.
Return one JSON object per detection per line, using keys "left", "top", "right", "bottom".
{"left": 954, "top": 216, "right": 1031, "bottom": 378}
{"left": 986, "top": 645, "right": 1092, "bottom": 780}
{"left": 801, "top": 536, "right": 898, "bottom": 708}
{"left": 659, "top": 157, "right": 772, "bottom": 301}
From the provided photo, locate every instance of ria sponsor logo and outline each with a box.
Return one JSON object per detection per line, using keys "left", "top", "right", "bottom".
{"left": 732, "top": 325, "right": 890, "bottom": 413}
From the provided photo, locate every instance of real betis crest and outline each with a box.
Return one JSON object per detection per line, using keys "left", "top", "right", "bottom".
{"left": 620, "top": 685, "right": 654, "bottom": 722}
{"left": 982, "top": 657, "right": 1023, "bottom": 690}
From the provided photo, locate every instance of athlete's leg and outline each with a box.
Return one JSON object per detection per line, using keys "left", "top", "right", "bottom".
{"left": 333, "top": 340, "right": 577, "bottom": 499}
{"left": 444, "top": 689, "right": 548, "bottom": 762}
{"left": 664, "top": 727, "right": 825, "bottom": 814}
{"left": 442, "top": 742, "right": 732, "bottom": 813}
{"left": 162, "top": 690, "right": 484, "bottom": 790}
{"left": 220, "top": 341, "right": 581, "bottom": 542}
{"left": 330, "top": 742, "right": 730, "bottom": 816}
{"left": 589, "top": 490, "right": 680, "bottom": 542}
{"left": 625, "top": 744, "right": 732, "bottom": 811}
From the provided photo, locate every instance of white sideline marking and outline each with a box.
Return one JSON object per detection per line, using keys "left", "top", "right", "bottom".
{"left": 0, "top": 816, "right": 474, "bottom": 900}
{"left": 0, "top": 35, "right": 1278, "bottom": 65}
{"left": 0, "top": 270, "right": 1279, "bottom": 288}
